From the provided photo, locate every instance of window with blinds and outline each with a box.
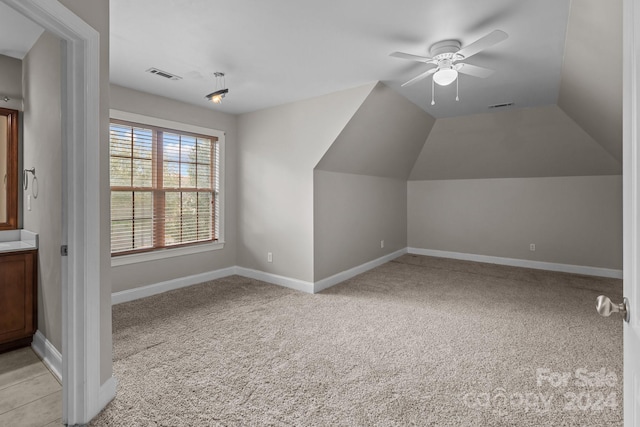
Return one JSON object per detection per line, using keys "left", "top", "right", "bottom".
{"left": 109, "top": 120, "right": 220, "bottom": 255}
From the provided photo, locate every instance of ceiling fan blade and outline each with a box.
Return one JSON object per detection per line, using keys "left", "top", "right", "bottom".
{"left": 390, "top": 51, "right": 434, "bottom": 63}
{"left": 457, "top": 30, "right": 508, "bottom": 59}
{"left": 457, "top": 63, "right": 495, "bottom": 78}
{"left": 401, "top": 68, "right": 437, "bottom": 87}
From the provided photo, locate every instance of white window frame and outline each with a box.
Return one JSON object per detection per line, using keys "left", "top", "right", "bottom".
{"left": 109, "top": 110, "right": 225, "bottom": 267}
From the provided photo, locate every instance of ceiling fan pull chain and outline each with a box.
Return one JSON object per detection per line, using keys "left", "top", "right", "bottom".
{"left": 431, "top": 78, "right": 435, "bottom": 105}
{"left": 456, "top": 78, "right": 459, "bottom": 101}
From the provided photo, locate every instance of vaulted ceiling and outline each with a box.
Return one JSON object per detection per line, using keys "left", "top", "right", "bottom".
{"left": 108, "top": 0, "right": 622, "bottom": 166}
{"left": 0, "top": 0, "right": 623, "bottom": 172}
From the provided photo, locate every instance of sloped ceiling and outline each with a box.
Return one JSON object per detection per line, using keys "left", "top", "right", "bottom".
{"left": 0, "top": 2, "right": 43, "bottom": 59}
{"left": 409, "top": 105, "right": 621, "bottom": 180}
{"left": 316, "top": 82, "right": 435, "bottom": 180}
{"left": 558, "top": 0, "right": 622, "bottom": 162}
{"left": 408, "top": 0, "right": 623, "bottom": 181}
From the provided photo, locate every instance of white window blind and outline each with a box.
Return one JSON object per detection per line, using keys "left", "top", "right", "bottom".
{"left": 109, "top": 120, "right": 219, "bottom": 255}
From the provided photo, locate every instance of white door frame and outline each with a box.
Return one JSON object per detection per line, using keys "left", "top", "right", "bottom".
{"left": 624, "top": 0, "right": 640, "bottom": 425}
{"left": 0, "top": 0, "right": 106, "bottom": 424}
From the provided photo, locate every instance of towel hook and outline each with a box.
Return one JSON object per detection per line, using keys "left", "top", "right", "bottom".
{"left": 23, "top": 167, "right": 35, "bottom": 191}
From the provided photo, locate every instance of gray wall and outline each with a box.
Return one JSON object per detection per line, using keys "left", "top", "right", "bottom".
{"left": 237, "top": 83, "right": 374, "bottom": 282}
{"left": 407, "top": 176, "right": 622, "bottom": 269}
{"left": 0, "top": 54, "right": 22, "bottom": 110}
{"left": 314, "top": 170, "right": 407, "bottom": 280}
{"left": 313, "top": 82, "right": 432, "bottom": 281}
{"left": 410, "top": 105, "right": 620, "bottom": 181}
{"left": 22, "top": 31, "right": 63, "bottom": 352}
{"left": 316, "top": 82, "right": 435, "bottom": 179}
{"left": 109, "top": 84, "right": 238, "bottom": 292}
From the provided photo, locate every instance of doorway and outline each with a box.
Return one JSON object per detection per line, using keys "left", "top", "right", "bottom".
{"left": 0, "top": 0, "right": 110, "bottom": 424}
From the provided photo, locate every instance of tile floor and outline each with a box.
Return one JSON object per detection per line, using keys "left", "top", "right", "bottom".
{"left": 0, "top": 346, "right": 62, "bottom": 427}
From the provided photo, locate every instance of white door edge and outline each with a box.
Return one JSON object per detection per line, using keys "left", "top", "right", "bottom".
{"left": 623, "top": 0, "right": 640, "bottom": 425}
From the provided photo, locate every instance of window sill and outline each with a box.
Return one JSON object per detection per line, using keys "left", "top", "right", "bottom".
{"left": 111, "top": 241, "right": 225, "bottom": 267}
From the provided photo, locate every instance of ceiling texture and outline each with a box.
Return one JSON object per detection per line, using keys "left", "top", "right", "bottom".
{"left": 109, "top": 0, "right": 572, "bottom": 118}
{"left": 1, "top": 0, "right": 622, "bottom": 162}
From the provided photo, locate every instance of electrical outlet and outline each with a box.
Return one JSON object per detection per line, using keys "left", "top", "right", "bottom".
{"left": 530, "top": 243, "right": 536, "bottom": 252}
{"left": 27, "top": 195, "right": 31, "bottom": 211}
{"left": 267, "top": 252, "right": 273, "bottom": 263}
{"left": 381, "top": 240, "right": 384, "bottom": 249}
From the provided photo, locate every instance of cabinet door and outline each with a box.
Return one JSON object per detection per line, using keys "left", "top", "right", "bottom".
{"left": 0, "top": 251, "right": 36, "bottom": 343}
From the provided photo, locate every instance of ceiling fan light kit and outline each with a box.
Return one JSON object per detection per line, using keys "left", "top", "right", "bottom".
{"left": 432, "top": 66, "right": 458, "bottom": 86}
{"left": 390, "top": 30, "right": 508, "bottom": 105}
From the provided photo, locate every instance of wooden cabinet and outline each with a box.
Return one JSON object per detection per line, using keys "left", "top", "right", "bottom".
{"left": 0, "top": 250, "right": 37, "bottom": 353}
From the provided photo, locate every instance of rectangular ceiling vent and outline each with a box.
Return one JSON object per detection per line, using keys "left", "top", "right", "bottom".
{"left": 488, "top": 102, "right": 514, "bottom": 109}
{"left": 146, "top": 67, "right": 182, "bottom": 81}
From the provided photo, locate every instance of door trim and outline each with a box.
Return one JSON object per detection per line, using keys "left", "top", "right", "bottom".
{"left": 0, "top": 0, "right": 105, "bottom": 424}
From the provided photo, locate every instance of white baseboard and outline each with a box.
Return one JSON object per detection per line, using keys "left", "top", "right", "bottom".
{"left": 314, "top": 248, "right": 408, "bottom": 293}
{"left": 111, "top": 267, "right": 237, "bottom": 305}
{"left": 99, "top": 376, "right": 117, "bottom": 409}
{"left": 33, "top": 333, "right": 117, "bottom": 412}
{"left": 111, "top": 247, "right": 622, "bottom": 305}
{"left": 31, "top": 330, "right": 62, "bottom": 382}
{"left": 236, "top": 267, "right": 315, "bottom": 294}
{"left": 407, "top": 247, "right": 623, "bottom": 279}
{"left": 112, "top": 254, "right": 407, "bottom": 301}
{"left": 112, "top": 265, "right": 316, "bottom": 303}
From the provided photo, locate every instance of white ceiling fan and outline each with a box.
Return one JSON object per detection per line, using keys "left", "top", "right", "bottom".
{"left": 390, "top": 30, "right": 508, "bottom": 101}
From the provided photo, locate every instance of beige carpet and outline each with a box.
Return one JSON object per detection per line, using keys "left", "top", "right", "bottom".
{"left": 92, "top": 254, "right": 623, "bottom": 426}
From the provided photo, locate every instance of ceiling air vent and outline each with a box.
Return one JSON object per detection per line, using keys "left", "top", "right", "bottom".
{"left": 488, "top": 102, "right": 514, "bottom": 109}
{"left": 146, "top": 67, "right": 182, "bottom": 81}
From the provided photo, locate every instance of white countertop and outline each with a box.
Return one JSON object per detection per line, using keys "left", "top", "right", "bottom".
{"left": 0, "top": 230, "right": 38, "bottom": 253}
